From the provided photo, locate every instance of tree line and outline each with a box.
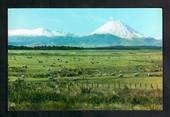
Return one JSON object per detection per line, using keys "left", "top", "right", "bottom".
{"left": 8, "top": 45, "right": 162, "bottom": 50}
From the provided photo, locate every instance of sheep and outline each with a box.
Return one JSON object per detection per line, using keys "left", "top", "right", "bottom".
{"left": 96, "top": 73, "right": 102, "bottom": 77}
{"left": 37, "top": 60, "right": 43, "bottom": 63}
{"left": 48, "top": 76, "right": 54, "bottom": 80}
{"left": 147, "top": 73, "right": 152, "bottom": 77}
{"left": 102, "top": 73, "right": 107, "bottom": 76}
{"left": 155, "top": 64, "right": 160, "bottom": 68}
{"left": 111, "top": 73, "right": 116, "bottom": 76}
{"left": 55, "top": 85, "right": 59, "bottom": 89}
{"left": 9, "top": 102, "right": 16, "bottom": 110}
{"left": 118, "top": 74, "right": 123, "bottom": 78}
{"left": 21, "top": 74, "right": 25, "bottom": 78}
{"left": 147, "top": 73, "right": 161, "bottom": 77}
{"left": 9, "top": 67, "right": 13, "bottom": 71}
{"left": 134, "top": 73, "right": 139, "bottom": 77}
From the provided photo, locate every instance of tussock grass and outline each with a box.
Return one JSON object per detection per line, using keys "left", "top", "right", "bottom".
{"left": 8, "top": 50, "right": 162, "bottom": 110}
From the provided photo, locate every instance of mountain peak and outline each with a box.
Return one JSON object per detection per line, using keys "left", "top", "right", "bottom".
{"left": 90, "top": 19, "right": 144, "bottom": 39}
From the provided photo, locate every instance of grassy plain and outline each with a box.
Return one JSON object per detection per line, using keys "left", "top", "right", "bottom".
{"left": 8, "top": 49, "right": 162, "bottom": 110}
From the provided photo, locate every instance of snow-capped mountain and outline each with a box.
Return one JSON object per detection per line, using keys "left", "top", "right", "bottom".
{"left": 8, "top": 20, "right": 162, "bottom": 47}
{"left": 8, "top": 27, "right": 68, "bottom": 37}
{"left": 90, "top": 19, "right": 144, "bottom": 39}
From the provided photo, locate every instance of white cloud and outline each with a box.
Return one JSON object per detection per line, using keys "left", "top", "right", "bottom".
{"left": 8, "top": 27, "right": 67, "bottom": 37}
{"left": 154, "top": 35, "right": 162, "bottom": 40}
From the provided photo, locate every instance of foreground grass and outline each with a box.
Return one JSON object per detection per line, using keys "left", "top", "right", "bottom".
{"left": 8, "top": 50, "right": 162, "bottom": 110}
{"left": 8, "top": 80, "right": 162, "bottom": 110}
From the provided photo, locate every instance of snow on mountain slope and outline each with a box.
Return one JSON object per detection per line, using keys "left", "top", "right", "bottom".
{"left": 8, "top": 27, "right": 67, "bottom": 37}
{"left": 90, "top": 19, "right": 144, "bottom": 39}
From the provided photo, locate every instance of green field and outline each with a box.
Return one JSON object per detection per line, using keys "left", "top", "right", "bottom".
{"left": 8, "top": 49, "right": 162, "bottom": 110}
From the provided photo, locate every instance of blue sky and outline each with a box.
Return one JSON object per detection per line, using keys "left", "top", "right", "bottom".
{"left": 8, "top": 8, "right": 162, "bottom": 38}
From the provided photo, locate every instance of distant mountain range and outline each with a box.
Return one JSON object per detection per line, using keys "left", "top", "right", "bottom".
{"left": 8, "top": 20, "right": 162, "bottom": 47}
